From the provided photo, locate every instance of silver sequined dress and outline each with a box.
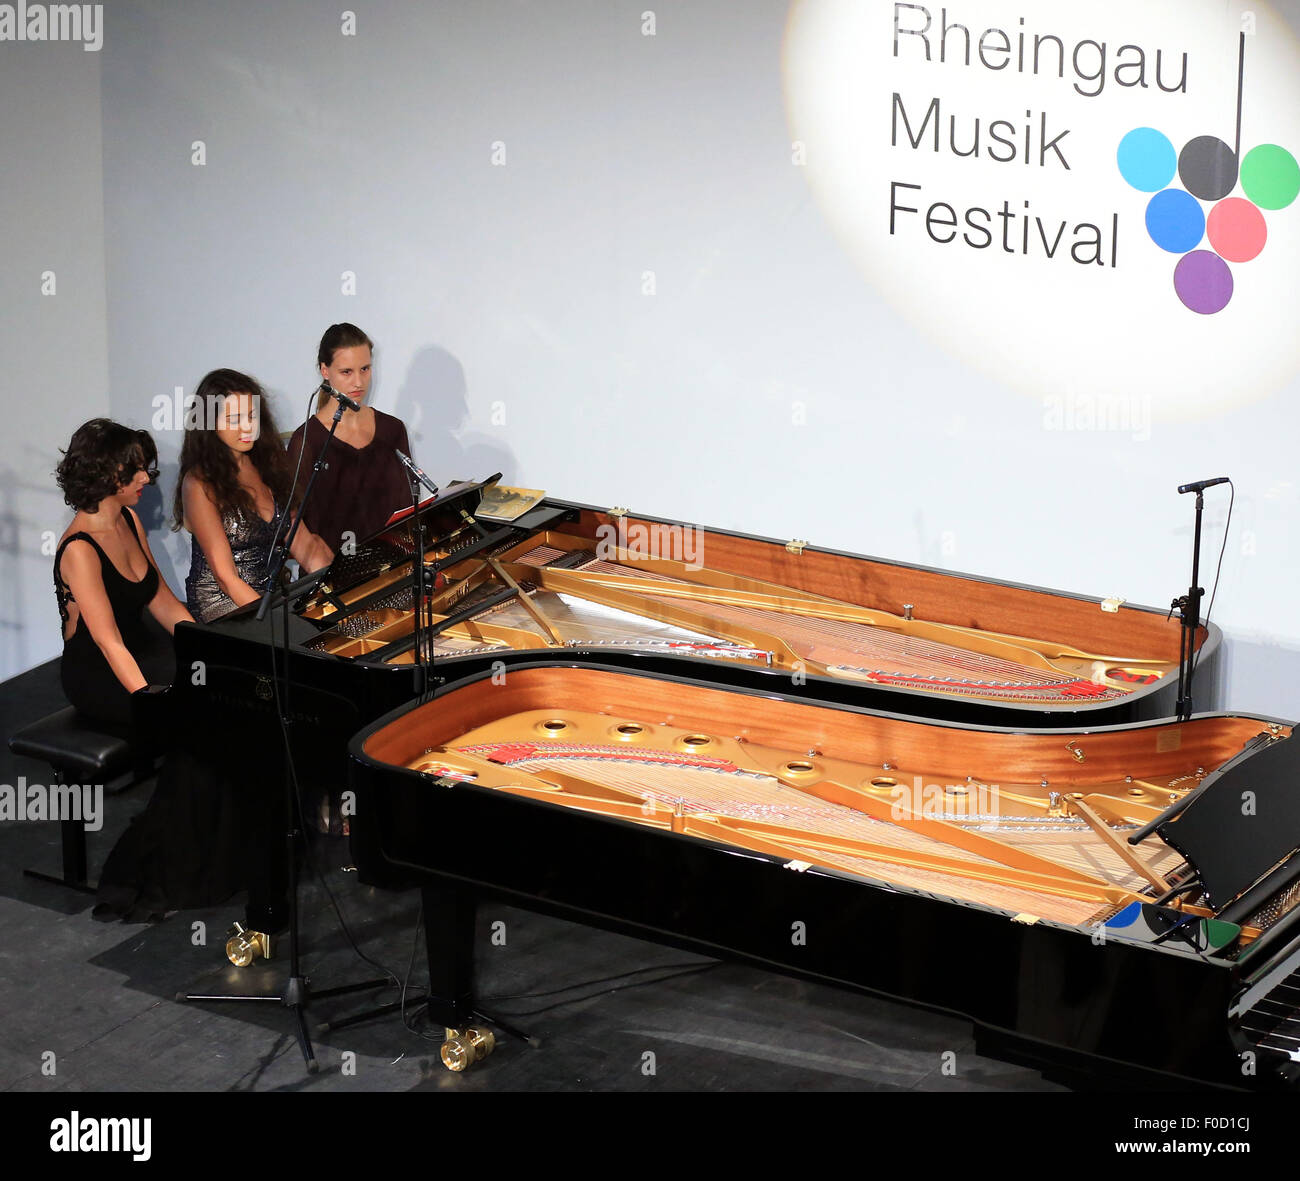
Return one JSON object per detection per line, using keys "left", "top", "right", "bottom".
{"left": 185, "top": 503, "right": 284, "bottom": 623}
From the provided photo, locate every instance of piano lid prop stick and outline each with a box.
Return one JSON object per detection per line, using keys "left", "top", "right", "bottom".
{"left": 1066, "top": 796, "right": 1172, "bottom": 895}
{"left": 454, "top": 509, "right": 565, "bottom": 645}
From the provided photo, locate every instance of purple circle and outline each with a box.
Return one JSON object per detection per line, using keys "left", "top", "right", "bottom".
{"left": 1173, "top": 250, "right": 1233, "bottom": 314}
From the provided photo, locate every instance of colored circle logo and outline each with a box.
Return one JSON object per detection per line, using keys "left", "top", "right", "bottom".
{"left": 1240, "top": 143, "right": 1300, "bottom": 209}
{"left": 1178, "top": 136, "right": 1239, "bottom": 201}
{"left": 1207, "top": 197, "right": 1267, "bottom": 262}
{"left": 1117, "top": 127, "right": 1177, "bottom": 192}
{"left": 1174, "top": 251, "right": 1234, "bottom": 314}
{"left": 1145, "top": 189, "right": 1205, "bottom": 253}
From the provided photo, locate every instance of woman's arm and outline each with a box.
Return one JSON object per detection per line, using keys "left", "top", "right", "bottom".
{"left": 288, "top": 522, "right": 333, "bottom": 573}
{"left": 59, "top": 540, "right": 150, "bottom": 693}
{"left": 180, "top": 476, "right": 262, "bottom": 614}
{"left": 127, "top": 505, "right": 195, "bottom": 633}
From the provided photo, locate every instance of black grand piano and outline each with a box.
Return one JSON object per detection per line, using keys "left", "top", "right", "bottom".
{"left": 348, "top": 657, "right": 1300, "bottom": 1090}
{"left": 167, "top": 481, "right": 1261, "bottom": 1084}
{"left": 171, "top": 478, "right": 1220, "bottom": 764}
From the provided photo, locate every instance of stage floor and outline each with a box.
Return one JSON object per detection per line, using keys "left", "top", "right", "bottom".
{"left": 0, "top": 660, "right": 1061, "bottom": 1093}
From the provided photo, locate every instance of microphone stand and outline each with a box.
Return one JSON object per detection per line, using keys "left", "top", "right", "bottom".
{"left": 1169, "top": 484, "right": 1221, "bottom": 723}
{"left": 183, "top": 391, "right": 387, "bottom": 1072}
{"left": 318, "top": 459, "right": 530, "bottom": 1052}
{"left": 404, "top": 462, "right": 433, "bottom": 702}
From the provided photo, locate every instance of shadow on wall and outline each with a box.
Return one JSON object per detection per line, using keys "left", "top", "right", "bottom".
{"left": 390, "top": 346, "right": 517, "bottom": 489}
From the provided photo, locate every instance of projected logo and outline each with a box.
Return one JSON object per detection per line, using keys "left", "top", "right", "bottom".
{"left": 784, "top": 0, "right": 1300, "bottom": 417}
{"left": 1117, "top": 35, "right": 1300, "bottom": 314}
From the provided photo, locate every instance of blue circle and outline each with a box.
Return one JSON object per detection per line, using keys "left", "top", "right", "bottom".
{"left": 1118, "top": 127, "right": 1177, "bottom": 191}
{"left": 1145, "top": 188, "right": 1205, "bottom": 253}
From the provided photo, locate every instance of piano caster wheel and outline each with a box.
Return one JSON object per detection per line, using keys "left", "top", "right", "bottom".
{"left": 226, "top": 923, "right": 272, "bottom": 967}
{"left": 441, "top": 1026, "right": 495, "bottom": 1072}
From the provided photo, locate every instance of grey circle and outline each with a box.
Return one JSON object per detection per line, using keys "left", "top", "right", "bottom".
{"left": 1178, "top": 135, "right": 1238, "bottom": 201}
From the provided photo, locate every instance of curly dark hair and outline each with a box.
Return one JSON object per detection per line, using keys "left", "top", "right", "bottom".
{"left": 56, "top": 419, "right": 158, "bottom": 513}
{"left": 315, "top": 322, "right": 374, "bottom": 411}
{"left": 171, "top": 369, "right": 294, "bottom": 530}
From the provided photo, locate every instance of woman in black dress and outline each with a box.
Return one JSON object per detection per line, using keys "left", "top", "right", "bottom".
{"left": 54, "top": 420, "right": 247, "bottom": 923}
{"left": 53, "top": 420, "right": 190, "bottom": 728}
{"left": 286, "top": 323, "right": 415, "bottom": 554}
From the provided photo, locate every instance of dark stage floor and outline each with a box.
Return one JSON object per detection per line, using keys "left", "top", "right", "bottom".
{"left": 0, "top": 660, "right": 1064, "bottom": 1093}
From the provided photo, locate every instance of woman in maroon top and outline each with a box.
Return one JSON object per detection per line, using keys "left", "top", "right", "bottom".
{"left": 286, "top": 323, "right": 415, "bottom": 554}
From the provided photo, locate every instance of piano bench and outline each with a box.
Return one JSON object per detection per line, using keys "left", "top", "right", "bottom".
{"left": 8, "top": 706, "right": 155, "bottom": 895}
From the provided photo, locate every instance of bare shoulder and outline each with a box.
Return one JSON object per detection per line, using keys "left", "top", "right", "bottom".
{"left": 56, "top": 534, "right": 103, "bottom": 579}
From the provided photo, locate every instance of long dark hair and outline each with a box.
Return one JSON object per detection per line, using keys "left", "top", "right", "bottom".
{"left": 172, "top": 369, "right": 293, "bottom": 529}
{"left": 315, "top": 322, "right": 374, "bottom": 411}
{"left": 56, "top": 419, "right": 157, "bottom": 513}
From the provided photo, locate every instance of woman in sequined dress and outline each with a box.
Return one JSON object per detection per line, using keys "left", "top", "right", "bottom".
{"left": 176, "top": 369, "right": 332, "bottom": 622}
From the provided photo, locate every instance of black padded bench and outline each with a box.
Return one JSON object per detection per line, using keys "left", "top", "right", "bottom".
{"left": 8, "top": 706, "right": 155, "bottom": 893}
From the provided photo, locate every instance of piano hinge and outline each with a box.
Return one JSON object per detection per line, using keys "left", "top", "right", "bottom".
{"left": 1100, "top": 595, "right": 1125, "bottom": 613}
{"left": 609, "top": 506, "right": 629, "bottom": 519}
{"left": 786, "top": 538, "right": 808, "bottom": 556}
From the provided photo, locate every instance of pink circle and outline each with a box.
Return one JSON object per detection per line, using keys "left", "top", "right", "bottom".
{"left": 1207, "top": 197, "right": 1267, "bottom": 262}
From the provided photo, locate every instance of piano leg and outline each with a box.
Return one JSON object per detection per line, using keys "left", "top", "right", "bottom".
{"left": 421, "top": 880, "right": 478, "bottom": 1027}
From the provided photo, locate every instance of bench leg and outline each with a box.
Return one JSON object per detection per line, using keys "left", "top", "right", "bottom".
{"left": 22, "top": 764, "right": 94, "bottom": 895}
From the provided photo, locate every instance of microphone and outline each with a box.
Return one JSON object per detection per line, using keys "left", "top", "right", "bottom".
{"left": 396, "top": 449, "right": 439, "bottom": 497}
{"left": 321, "top": 381, "right": 362, "bottom": 413}
{"left": 1177, "top": 476, "right": 1230, "bottom": 495}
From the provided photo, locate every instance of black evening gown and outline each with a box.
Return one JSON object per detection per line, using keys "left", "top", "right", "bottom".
{"left": 54, "top": 510, "right": 250, "bottom": 922}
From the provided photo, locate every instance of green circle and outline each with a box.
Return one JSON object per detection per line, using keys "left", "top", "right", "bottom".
{"left": 1240, "top": 143, "right": 1300, "bottom": 209}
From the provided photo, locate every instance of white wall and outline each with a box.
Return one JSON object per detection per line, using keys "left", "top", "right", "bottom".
{"left": 6, "top": 0, "right": 1300, "bottom": 718}
{"left": 0, "top": 37, "right": 109, "bottom": 680}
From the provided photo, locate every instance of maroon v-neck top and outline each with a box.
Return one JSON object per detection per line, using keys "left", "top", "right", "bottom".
{"left": 285, "top": 409, "right": 414, "bottom": 554}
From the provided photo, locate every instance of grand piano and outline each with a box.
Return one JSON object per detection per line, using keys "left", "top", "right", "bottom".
{"left": 349, "top": 657, "right": 1300, "bottom": 1090}
{"left": 171, "top": 479, "right": 1220, "bottom": 765}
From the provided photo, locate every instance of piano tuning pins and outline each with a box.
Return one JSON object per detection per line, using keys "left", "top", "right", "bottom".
{"left": 903, "top": 604, "right": 914, "bottom": 621}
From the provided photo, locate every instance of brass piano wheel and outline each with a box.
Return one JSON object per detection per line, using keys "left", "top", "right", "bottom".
{"left": 226, "top": 923, "right": 272, "bottom": 967}
{"left": 441, "top": 1026, "right": 495, "bottom": 1072}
